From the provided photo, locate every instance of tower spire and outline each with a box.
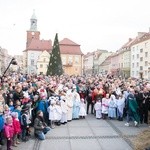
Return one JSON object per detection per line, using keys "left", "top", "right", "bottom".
{"left": 30, "top": 10, "right": 37, "bottom": 31}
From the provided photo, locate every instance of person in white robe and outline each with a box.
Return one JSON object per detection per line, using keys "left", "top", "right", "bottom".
{"left": 66, "top": 88, "right": 73, "bottom": 121}
{"left": 116, "top": 94, "right": 125, "bottom": 121}
{"left": 108, "top": 94, "right": 117, "bottom": 119}
{"left": 60, "top": 96, "right": 68, "bottom": 124}
{"left": 94, "top": 99, "right": 102, "bottom": 119}
{"left": 79, "top": 98, "right": 86, "bottom": 118}
{"left": 72, "top": 90, "right": 80, "bottom": 120}
{"left": 47, "top": 99, "right": 57, "bottom": 128}
{"left": 55, "top": 100, "right": 62, "bottom": 126}
{"left": 102, "top": 94, "right": 110, "bottom": 119}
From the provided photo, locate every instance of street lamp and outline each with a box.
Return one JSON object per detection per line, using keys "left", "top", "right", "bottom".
{"left": 2, "top": 57, "right": 17, "bottom": 78}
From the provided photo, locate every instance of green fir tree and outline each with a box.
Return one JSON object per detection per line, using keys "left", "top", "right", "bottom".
{"left": 47, "top": 33, "right": 63, "bottom": 76}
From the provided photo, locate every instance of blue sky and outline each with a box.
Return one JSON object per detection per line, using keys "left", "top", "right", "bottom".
{"left": 0, "top": 0, "right": 150, "bottom": 55}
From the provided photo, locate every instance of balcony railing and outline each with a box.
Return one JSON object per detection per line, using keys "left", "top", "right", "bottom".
{"left": 63, "top": 62, "right": 73, "bottom": 67}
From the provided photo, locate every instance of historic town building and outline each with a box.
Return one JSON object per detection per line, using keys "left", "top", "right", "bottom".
{"left": 23, "top": 12, "right": 83, "bottom": 75}
{"left": 131, "top": 32, "right": 150, "bottom": 79}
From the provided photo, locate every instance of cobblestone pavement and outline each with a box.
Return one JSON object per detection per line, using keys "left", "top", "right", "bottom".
{"left": 3, "top": 114, "right": 149, "bottom": 150}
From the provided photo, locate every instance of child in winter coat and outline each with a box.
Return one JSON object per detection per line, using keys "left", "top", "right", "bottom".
{"left": 4, "top": 116, "right": 14, "bottom": 150}
{"left": 94, "top": 98, "right": 102, "bottom": 119}
{"left": 3, "top": 104, "right": 11, "bottom": 123}
{"left": 8, "top": 101, "right": 14, "bottom": 112}
{"left": 21, "top": 106, "right": 31, "bottom": 141}
{"left": 11, "top": 112, "right": 21, "bottom": 146}
{"left": 0, "top": 106, "right": 4, "bottom": 146}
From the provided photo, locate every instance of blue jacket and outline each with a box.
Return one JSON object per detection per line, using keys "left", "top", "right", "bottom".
{"left": 0, "top": 114, "right": 4, "bottom": 131}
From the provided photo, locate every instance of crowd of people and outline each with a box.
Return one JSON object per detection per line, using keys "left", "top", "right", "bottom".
{"left": 0, "top": 73, "right": 150, "bottom": 150}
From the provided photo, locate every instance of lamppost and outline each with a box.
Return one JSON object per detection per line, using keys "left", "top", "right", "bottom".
{"left": 2, "top": 57, "right": 17, "bottom": 78}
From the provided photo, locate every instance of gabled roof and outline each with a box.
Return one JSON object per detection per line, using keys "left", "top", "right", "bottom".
{"left": 100, "top": 56, "right": 111, "bottom": 66}
{"left": 59, "top": 38, "right": 80, "bottom": 46}
{"left": 132, "top": 32, "right": 150, "bottom": 45}
{"left": 59, "top": 38, "right": 83, "bottom": 55}
{"left": 24, "top": 37, "right": 83, "bottom": 55}
{"left": 84, "top": 52, "right": 94, "bottom": 58}
{"left": 26, "top": 39, "right": 52, "bottom": 51}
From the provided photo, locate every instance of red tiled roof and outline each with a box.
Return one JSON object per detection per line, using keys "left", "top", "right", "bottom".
{"left": 27, "top": 39, "right": 52, "bottom": 51}
{"left": 59, "top": 38, "right": 83, "bottom": 55}
{"left": 132, "top": 32, "right": 150, "bottom": 45}
{"left": 59, "top": 38, "right": 80, "bottom": 46}
{"left": 24, "top": 37, "right": 83, "bottom": 55}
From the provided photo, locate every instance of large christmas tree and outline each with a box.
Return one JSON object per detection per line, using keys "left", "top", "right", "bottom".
{"left": 47, "top": 33, "right": 63, "bottom": 76}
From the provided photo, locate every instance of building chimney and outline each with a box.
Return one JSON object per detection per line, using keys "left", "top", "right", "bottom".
{"left": 129, "top": 38, "right": 132, "bottom": 42}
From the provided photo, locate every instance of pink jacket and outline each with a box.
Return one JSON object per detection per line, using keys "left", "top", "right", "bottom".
{"left": 4, "top": 124, "right": 14, "bottom": 138}
{"left": 13, "top": 118, "right": 21, "bottom": 134}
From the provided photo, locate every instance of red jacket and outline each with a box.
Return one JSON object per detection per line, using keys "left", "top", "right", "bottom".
{"left": 4, "top": 124, "right": 14, "bottom": 138}
{"left": 13, "top": 117, "right": 21, "bottom": 134}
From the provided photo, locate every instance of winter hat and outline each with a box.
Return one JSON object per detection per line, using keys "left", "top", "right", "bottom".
{"left": 51, "top": 99, "right": 56, "bottom": 105}
{"left": 23, "top": 92, "right": 30, "bottom": 99}
{"left": 11, "top": 112, "right": 18, "bottom": 118}
{"left": 49, "top": 96, "right": 55, "bottom": 101}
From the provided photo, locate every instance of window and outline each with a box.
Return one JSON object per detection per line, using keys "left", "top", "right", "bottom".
{"left": 75, "top": 56, "right": 79, "bottom": 64}
{"left": 140, "top": 49, "right": 143, "bottom": 53}
{"left": 62, "top": 56, "right": 66, "bottom": 65}
{"left": 140, "top": 66, "right": 143, "bottom": 70}
{"left": 31, "top": 53, "right": 34, "bottom": 58}
{"left": 68, "top": 56, "right": 73, "bottom": 64}
{"left": 136, "top": 71, "right": 139, "bottom": 76}
{"left": 39, "top": 64, "right": 43, "bottom": 68}
{"left": 140, "top": 57, "right": 143, "bottom": 61}
{"left": 75, "top": 67, "right": 78, "bottom": 71}
{"left": 133, "top": 47, "right": 135, "bottom": 52}
{"left": 145, "top": 71, "right": 147, "bottom": 76}
{"left": 132, "top": 55, "right": 134, "bottom": 60}
{"left": 132, "top": 63, "right": 134, "bottom": 68}
{"left": 145, "top": 61, "right": 148, "bottom": 66}
{"left": 137, "top": 62, "right": 139, "bottom": 67}
{"left": 145, "top": 42, "right": 148, "bottom": 48}
{"left": 43, "top": 58, "right": 46, "bottom": 62}
{"left": 145, "top": 52, "right": 148, "bottom": 57}
{"left": 137, "top": 54, "right": 139, "bottom": 59}
{"left": 31, "top": 59, "right": 34, "bottom": 65}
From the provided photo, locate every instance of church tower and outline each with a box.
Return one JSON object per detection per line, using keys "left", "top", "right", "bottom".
{"left": 26, "top": 10, "right": 40, "bottom": 48}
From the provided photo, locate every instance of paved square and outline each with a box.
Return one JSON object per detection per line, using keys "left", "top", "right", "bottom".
{"left": 12, "top": 115, "right": 149, "bottom": 150}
